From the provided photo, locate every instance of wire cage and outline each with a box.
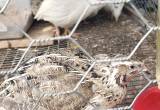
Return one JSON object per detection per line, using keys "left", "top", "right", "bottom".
{"left": 0, "top": 48, "right": 24, "bottom": 72}
{"left": 0, "top": 0, "right": 159, "bottom": 109}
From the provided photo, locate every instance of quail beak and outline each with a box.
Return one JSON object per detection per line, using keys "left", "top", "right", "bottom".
{"left": 126, "top": 70, "right": 139, "bottom": 82}
{"left": 140, "top": 64, "right": 151, "bottom": 76}
{"left": 143, "top": 70, "right": 151, "bottom": 75}
{"left": 142, "top": 67, "right": 151, "bottom": 75}
{"left": 126, "top": 69, "right": 151, "bottom": 82}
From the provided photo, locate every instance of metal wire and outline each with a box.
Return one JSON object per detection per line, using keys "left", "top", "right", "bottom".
{"left": 11, "top": 40, "right": 35, "bottom": 72}
{"left": 0, "top": 0, "right": 158, "bottom": 110}
{"left": 0, "top": 0, "right": 33, "bottom": 40}
{"left": 88, "top": 0, "right": 130, "bottom": 5}
{"left": 131, "top": 0, "right": 158, "bottom": 26}
{"left": 68, "top": 4, "right": 90, "bottom": 37}
{"left": 96, "top": 27, "right": 155, "bottom": 63}
{"left": 0, "top": 0, "right": 10, "bottom": 14}
{"left": 32, "top": 62, "right": 96, "bottom": 110}
{"left": 0, "top": 49, "right": 24, "bottom": 72}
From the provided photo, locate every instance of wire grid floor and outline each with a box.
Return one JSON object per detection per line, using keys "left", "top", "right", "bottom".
{"left": 0, "top": 39, "right": 70, "bottom": 73}
{"left": 0, "top": 48, "right": 23, "bottom": 72}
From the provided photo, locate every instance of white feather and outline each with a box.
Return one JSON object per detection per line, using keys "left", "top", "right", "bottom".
{"left": 35, "top": 0, "right": 104, "bottom": 28}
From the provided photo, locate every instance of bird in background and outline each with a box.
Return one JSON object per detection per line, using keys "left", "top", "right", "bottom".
{"left": 35, "top": 0, "right": 105, "bottom": 36}
{"left": 0, "top": 53, "right": 149, "bottom": 110}
{"left": 104, "top": 2, "right": 125, "bottom": 21}
{"left": 35, "top": 0, "right": 126, "bottom": 37}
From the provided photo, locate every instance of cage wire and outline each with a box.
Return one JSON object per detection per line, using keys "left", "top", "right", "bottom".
{"left": 0, "top": 0, "right": 159, "bottom": 110}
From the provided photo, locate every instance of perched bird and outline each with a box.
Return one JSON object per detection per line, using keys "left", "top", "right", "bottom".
{"left": 104, "top": 2, "right": 125, "bottom": 21}
{"left": 35, "top": 0, "right": 105, "bottom": 36}
{"left": 0, "top": 53, "right": 149, "bottom": 110}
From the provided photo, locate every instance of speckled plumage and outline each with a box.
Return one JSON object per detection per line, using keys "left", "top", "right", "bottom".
{"left": 0, "top": 53, "right": 148, "bottom": 110}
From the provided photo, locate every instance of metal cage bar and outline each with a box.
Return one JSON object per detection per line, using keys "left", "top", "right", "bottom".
{"left": 0, "top": 0, "right": 158, "bottom": 110}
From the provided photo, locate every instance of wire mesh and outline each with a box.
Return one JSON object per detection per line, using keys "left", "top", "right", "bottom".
{"left": 0, "top": 0, "right": 10, "bottom": 14}
{"left": 0, "top": 48, "right": 24, "bottom": 73}
{"left": 133, "top": 0, "right": 158, "bottom": 23}
{"left": 130, "top": 0, "right": 158, "bottom": 26}
{"left": 0, "top": 0, "right": 159, "bottom": 110}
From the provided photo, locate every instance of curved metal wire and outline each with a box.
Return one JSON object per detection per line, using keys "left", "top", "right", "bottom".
{"left": 0, "top": 0, "right": 158, "bottom": 110}
{"left": 0, "top": 0, "right": 10, "bottom": 14}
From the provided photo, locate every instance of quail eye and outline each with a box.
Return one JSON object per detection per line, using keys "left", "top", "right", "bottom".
{"left": 76, "top": 64, "right": 78, "bottom": 66}
{"left": 130, "top": 65, "right": 135, "bottom": 69}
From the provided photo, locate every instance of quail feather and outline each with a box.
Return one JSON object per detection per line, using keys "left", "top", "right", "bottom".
{"left": 0, "top": 54, "right": 149, "bottom": 110}
{"left": 83, "top": 60, "right": 149, "bottom": 110}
